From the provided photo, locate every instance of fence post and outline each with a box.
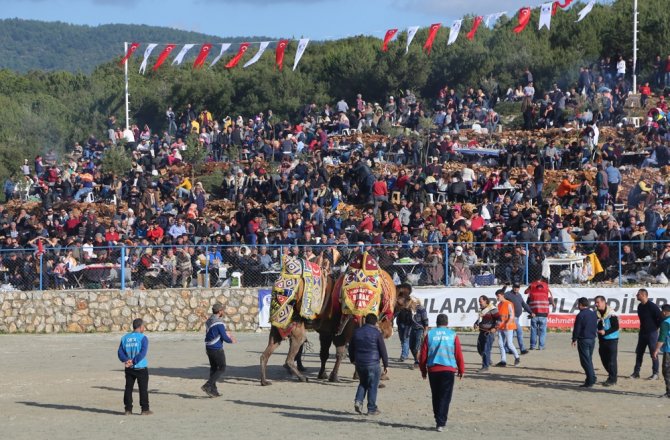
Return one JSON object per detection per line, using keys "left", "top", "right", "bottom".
{"left": 205, "top": 245, "right": 209, "bottom": 288}
{"left": 618, "top": 241, "right": 623, "bottom": 287}
{"left": 39, "top": 252, "right": 43, "bottom": 291}
{"left": 444, "top": 243, "right": 449, "bottom": 287}
{"left": 524, "top": 242, "right": 529, "bottom": 285}
{"left": 280, "top": 245, "right": 284, "bottom": 270}
{"left": 120, "top": 245, "right": 126, "bottom": 290}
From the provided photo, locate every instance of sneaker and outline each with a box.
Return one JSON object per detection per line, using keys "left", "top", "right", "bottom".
{"left": 398, "top": 357, "right": 405, "bottom": 362}
{"left": 648, "top": 374, "right": 659, "bottom": 380}
{"left": 579, "top": 383, "right": 593, "bottom": 388}
{"left": 124, "top": 410, "right": 132, "bottom": 416}
{"left": 210, "top": 389, "right": 222, "bottom": 397}
{"left": 436, "top": 426, "right": 444, "bottom": 432}
{"left": 367, "top": 409, "right": 381, "bottom": 416}
{"left": 629, "top": 372, "right": 640, "bottom": 379}
{"left": 495, "top": 361, "right": 507, "bottom": 367}
{"left": 520, "top": 350, "right": 529, "bottom": 355}
{"left": 477, "top": 367, "right": 489, "bottom": 373}
{"left": 354, "top": 401, "right": 363, "bottom": 414}
{"left": 201, "top": 384, "right": 214, "bottom": 397}
{"left": 602, "top": 380, "right": 616, "bottom": 387}
{"left": 514, "top": 358, "right": 521, "bottom": 366}
{"left": 140, "top": 410, "right": 154, "bottom": 416}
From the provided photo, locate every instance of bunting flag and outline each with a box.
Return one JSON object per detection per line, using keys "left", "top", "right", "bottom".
{"left": 447, "top": 20, "right": 462, "bottom": 45}
{"left": 423, "top": 23, "right": 441, "bottom": 54}
{"left": 513, "top": 7, "right": 532, "bottom": 34}
{"left": 275, "top": 39, "right": 289, "bottom": 70}
{"left": 292, "top": 38, "right": 309, "bottom": 71}
{"left": 484, "top": 12, "right": 506, "bottom": 28}
{"left": 405, "top": 26, "right": 419, "bottom": 54}
{"left": 244, "top": 41, "right": 270, "bottom": 68}
{"left": 539, "top": 2, "right": 553, "bottom": 30}
{"left": 193, "top": 43, "right": 213, "bottom": 69}
{"left": 139, "top": 43, "right": 158, "bottom": 74}
{"left": 577, "top": 0, "right": 596, "bottom": 22}
{"left": 152, "top": 44, "right": 176, "bottom": 71}
{"left": 381, "top": 29, "right": 398, "bottom": 52}
{"left": 172, "top": 44, "right": 195, "bottom": 65}
{"left": 466, "top": 16, "right": 483, "bottom": 40}
{"left": 226, "top": 42, "right": 250, "bottom": 68}
{"left": 119, "top": 42, "right": 140, "bottom": 66}
{"left": 210, "top": 43, "right": 232, "bottom": 68}
{"left": 552, "top": 0, "right": 573, "bottom": 16}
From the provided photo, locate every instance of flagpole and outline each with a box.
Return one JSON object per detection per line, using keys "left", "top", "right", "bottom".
{"left": 632, "top": 0, "right": 638, "bottom": 92}
{"left": 124, "top": 41, "right": 130, "bottom": 130}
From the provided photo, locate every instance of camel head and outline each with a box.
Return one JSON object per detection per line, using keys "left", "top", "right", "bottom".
{"left": 395, "top": 282, "right": 413, "bottom": 311}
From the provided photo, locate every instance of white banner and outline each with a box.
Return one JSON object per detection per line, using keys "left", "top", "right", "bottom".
{"left": 577, "top": 0, "right": 596, "bottom": 22}
{"left": 539, "top": 2, "right": 553, "bottom": 30}
{"left": 138, "top": 43, "right": 158, "bottom": 74}
{"left": 405, "top": 26, "right": 419, "bottom": 54}
{"left": 447, "top": 20, "right": 462, "bottom": 45}
{"left": 292, "top": 38, "right": 309, "bottom": 71}
{"left": 172, "top": 44, "right": 195, "bottom": 65}
{"left": 411, "top": 287, "right": 670, "bottom": 329}
{"left": 484, "top": 12, "right": 506, "bottom": 28}
{"left": 244, "top": 41, "right": 270, "bottom": 68}
{"left": 210, "top": 43, "right": 232, "bottom": 67}
{"left": 258, "top": 288, "right": 272, "bottom": 328}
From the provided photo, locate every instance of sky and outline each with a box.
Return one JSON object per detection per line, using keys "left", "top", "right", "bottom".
{"left": 0, "top": 0, "right": 600, "bottom": 41}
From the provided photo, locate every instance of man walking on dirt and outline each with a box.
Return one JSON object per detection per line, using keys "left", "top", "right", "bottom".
{"left": 349, "top": 313, "right": 388, "bottom": 416}
{"left": 595, "top": 295, "right": 619, "bottom": 386}
{"left": 652, "top": 304, "right": 670, "bottom": 398}
{"left": 631, "top": 289, "right": 662, "bottom": 380}
{"left": 572, "top": 297, "right": 598, "bottom": 388}
{"left": 117, "top": 318, "right": 152, "bottom": 415}
{"left": 202, "top": 303, "right": 237, "bottom": 397}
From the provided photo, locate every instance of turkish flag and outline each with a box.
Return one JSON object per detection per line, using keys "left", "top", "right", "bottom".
{"left": 423, "top": 23, "right": 441, "bottom": 55}
{"left": 119, "top": 42, "right": 140, "bottom": 66}
{"left": 193, "top": 43, "right": 212, "bottom": 69}
{"left": 381, "top": 29, "right": 398, "bottom": 52}
{"left": 466, "top": 16, "right": 483, "bottom": 40}
{"left": 552, "top": 0, "right": 573, "bottom": 16}
{"left": 513, "top": 7, "right": 532, "bottom": 34}
{"left": 275, "top": 39, "right": 289, "bottom": 70}
{"left": 152, "top": 44, "right": 176, "bottom": 71}
{"left": 226, "top": 42, "right": 250, "bottom": 69}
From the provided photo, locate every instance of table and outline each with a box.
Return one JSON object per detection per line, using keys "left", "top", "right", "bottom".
{"left": 455, "top": 148, "right": 501, "bottom": 157}
{"left": 545, "top": 256, "right": 584, "bottom": 283}
{"left": 260, "top": 270, "right": 281, "bottom": 286}
{"left": 393, "top": 261, "right": 422, "bottom": 281}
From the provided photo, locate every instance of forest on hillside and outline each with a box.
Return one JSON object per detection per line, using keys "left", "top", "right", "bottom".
{"left": 0, "top": 0, "right": 669, "bottom": 180}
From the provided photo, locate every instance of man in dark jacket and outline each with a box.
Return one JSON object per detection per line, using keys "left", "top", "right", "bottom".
{"left": 348, "top": 313, "right": 389, "bottom": 416}
{"left": 202, "top": 303, "right": 237, "bottom": 397}
{"left": 572, "top": 297, "right": 598, "bottom": 387}
{"left": 596, "top": 295, "right": 619, "bottom": 386}
{"left": 631, "top": 288, "right": 662, "bottom": 380}
{"left": 505, "top": 283, "right": 533, "bottom": 354}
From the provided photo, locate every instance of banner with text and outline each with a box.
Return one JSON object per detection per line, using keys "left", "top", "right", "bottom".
{"left": 411, "top": 288, "right": 669, "bottom": 329}
{"left": 258, "top": 289, "right": 272, "bottom": 328}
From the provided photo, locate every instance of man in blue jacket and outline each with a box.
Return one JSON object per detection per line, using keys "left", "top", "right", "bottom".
{"left": 202, "top": 303, "right": 236, "bottom": 397}
{"left": 117, "top": 318, "right": 151, "bottom": 415}
{"left": 596, "top": 295, "right": 619, "bottom": 386}
{"left": 348, "top": 313, "right": 388, "bottom": 416}
{"left": 652, "top": 304, "right": 670, "bottom": 398}
{"left": 572, "top": 297, "right": 598, "bottom": 388}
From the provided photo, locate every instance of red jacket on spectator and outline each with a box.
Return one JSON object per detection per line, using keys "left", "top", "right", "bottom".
{"left": 359, "top": 215, "right": 374, "bottom": 233}
{"left": 372, "top": 180, "right": 388, "bottom": 197}
{"left": 639, "top": 85, "right": 651, "bottom": 96}
{"left": 146, "top": 225, "right": 164, "bottom": 242}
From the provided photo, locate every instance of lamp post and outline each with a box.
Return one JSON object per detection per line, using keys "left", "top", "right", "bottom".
{"left": 124, "top": 42, "right": 130, "bottom": 130}
{"left": 632, "top": 0, "right": 638, "bottom": 92}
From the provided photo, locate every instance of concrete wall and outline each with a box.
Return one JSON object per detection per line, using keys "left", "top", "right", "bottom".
{"left": 0, "top": 288, "right": 261, "bottom": 333}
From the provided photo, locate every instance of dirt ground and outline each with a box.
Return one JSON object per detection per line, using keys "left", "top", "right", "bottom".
{"left": 0, "top": 331, "right": 667, "bottom": 440}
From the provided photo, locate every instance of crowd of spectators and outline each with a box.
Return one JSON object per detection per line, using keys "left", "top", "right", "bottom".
{"left": 3, "top": 61, "right": 670, "bottom": 291}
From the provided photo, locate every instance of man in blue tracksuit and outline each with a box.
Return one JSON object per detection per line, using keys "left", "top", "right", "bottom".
{"left": 572, "top": 297, "right": 598, "bottom": 388}
{"left": 596, "top": 295, "right": 619, "bottom": 386}
{"left": 652, "top": 304, "right": 670, "bottom": 398}
{"left": 202, "top": 303, "right": 236, "bottom": 397}
{"left": 349, "top": 313, "right": 389, "bottom": 416}
{"left": 117, "top": 318, "right": 151, "bottom": 415}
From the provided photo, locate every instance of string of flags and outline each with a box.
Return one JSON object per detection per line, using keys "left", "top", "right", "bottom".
{"left": 120, "top": 0, "right": 598, "bottom": 73}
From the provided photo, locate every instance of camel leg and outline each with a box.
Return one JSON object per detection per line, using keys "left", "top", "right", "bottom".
{"left": 329, "top": 343, "right": 347, "bottom": 383}
{"left": 318, "top": 331, "right": 332, "bottom": 380}
{"left": 284, "top": 327, "right": 308, "bottom": 382}
{"left": 260, "top": 328, "right": 282, "bottom": 386}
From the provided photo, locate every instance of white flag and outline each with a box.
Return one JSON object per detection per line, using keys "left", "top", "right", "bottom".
{"left": 210, "top": 43, "right": 232, "bottom": 67}
{"left": 539, "top": 2, "right": 553, "bottom": 30}
{"left": 292, "top": 38, "right": 309, "bottom": 71}
{"left": 405, "top": 26, "right": 419, "bottom": 54}
{"left": 484, "top": 12, "right": 506, "bottom": 28}
{"left": 244, "top": 41, "right": 270, "bottom": 68}
{"left": 172, "top": 44, "right": 195, "bottom": 65}
{"left": 139, "top": 43, "right": 158, "bottom": 74}
{"left": 577, "top": 0, "right": 596, "bottom": 22}
{"left": 447, "top": 20, "right": 462, "bottom": 45}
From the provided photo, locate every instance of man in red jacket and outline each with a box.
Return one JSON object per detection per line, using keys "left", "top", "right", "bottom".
{"left": 525, "top": 278, "right": 554, "bottom": 350}
{"left": 372, "top": 176, "right": 388, "bottom": 216}
{"left": 419, "top": 314, "right": 465, "bottom": 432}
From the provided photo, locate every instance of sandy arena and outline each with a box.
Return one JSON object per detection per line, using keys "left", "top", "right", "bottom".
{"left": 1, "top": 331, "right": 667, "bottom": 440}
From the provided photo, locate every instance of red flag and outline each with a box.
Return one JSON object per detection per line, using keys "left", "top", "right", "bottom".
{"left": 119, "top": 42, "right": 140, "bottom": 66}
{"left": 193, "top": 43, "right": 212, "bottom": 69}
{"left": 423, "top": 23, "right": 441, "bottom": 55}
{"left": 226, "top": 42, "right": 250, "bottom": 69}
{"left": 552, "top": 0, "right": 573, "bottom": 16}
{"left": 513, "top": 7, "right": 532, "bottom": 34}
{"left": 152, "top": 44, "right": 176, "bottom": 71}
{"left": 381, "top": 29, "right": 398, "bottom": 52}
{"left": 37, "top": 238, "right": 43, "bottom": 255}
{"left": 275, "top": 39, "right": 289, "bottom": 70}
{"left": 466, "top": 16, "right": 483, "bottom": 40}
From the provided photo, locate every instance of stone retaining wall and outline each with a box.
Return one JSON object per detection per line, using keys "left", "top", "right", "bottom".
{"left": 0, "top": 288, "right": 261, "bottom": 333}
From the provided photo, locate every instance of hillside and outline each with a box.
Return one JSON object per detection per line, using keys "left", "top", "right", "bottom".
{"left": 0, "top": 19, "right": 272, "bottom": 73}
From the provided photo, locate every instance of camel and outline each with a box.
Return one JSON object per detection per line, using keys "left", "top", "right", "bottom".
{"left": 259, "top": 256, "right": 331, "bottom": 386}
{"left": 316, "top": 251, "right": 398, "bottom": 383}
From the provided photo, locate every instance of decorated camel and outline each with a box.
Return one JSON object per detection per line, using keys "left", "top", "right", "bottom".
{"left": 259, "top": 255, "right": 331, "bottom": 386}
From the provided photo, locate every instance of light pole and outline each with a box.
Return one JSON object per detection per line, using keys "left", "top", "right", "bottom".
{"left": 632, "top": 0, "right": 638, "bottom": 92}
{"left": 124, "top": 42, "right": 130, "bottom": 130}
